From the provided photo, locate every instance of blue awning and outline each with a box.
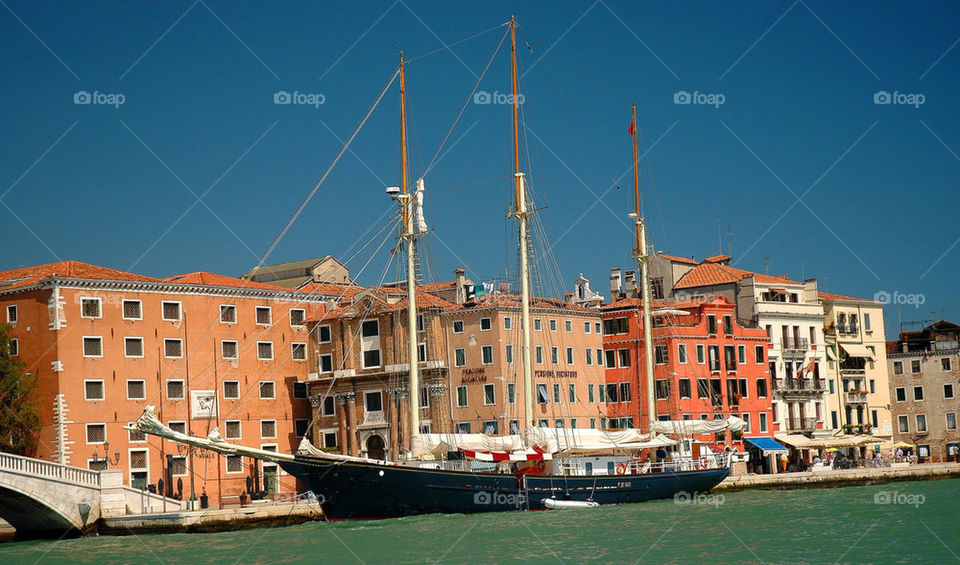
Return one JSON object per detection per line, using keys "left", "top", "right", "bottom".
{"left": 744, "top": 436, "right": 789, "bottom": 454}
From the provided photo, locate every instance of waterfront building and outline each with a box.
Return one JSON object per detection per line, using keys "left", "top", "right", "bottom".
{"left": 820, "top": 292, "right": 893, "bottom": 439}
{"left": 0, "top": 261, "right": 326, "bottom": 506}
{"left": 886, "top": 321, "right": 960, "bottom": 461}
{"left": 241, "top": 256, "right": 351, "bottom": 289}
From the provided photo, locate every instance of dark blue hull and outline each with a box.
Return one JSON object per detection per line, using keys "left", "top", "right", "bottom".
{"left": 279, "top": 456, "right": 729, "bottom": 520}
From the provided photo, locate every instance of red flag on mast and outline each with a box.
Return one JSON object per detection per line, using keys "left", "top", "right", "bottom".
{"left": 628, "top": 121, "right": 635, "bottom": 136}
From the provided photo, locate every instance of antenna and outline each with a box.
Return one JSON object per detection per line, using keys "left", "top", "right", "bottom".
{"left": 726, "top": 223, "right": 732, "bottom": 257}
{"left": 764, "top": 255, "right": 770, "bottom": 275}
{"left": 716, "top": 216, "right": 722, "bottom": 255}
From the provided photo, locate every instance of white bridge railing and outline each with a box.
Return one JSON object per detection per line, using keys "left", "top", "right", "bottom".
{"left": 0, "top": 452, "right": 101, "bottom": 488}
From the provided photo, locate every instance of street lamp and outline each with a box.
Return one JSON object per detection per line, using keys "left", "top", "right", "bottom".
{"left": 92, "top": 441, "right": 121, "bottom": 469}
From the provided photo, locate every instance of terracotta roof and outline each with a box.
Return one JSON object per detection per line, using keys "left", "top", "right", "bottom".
{"left": 164, "top": 271, "right": 293, "bottom": 291}
{"left": 419, "top": 280, "right": 456, "bottom": 291}
{"left": 674, "top": 262, "right": 797, "bottom": 289}
{"left": 445, "top": 293, "right": 592, "bottom": 312}
{"left": 886, "top": 340, "right": 901, "bottom": 355}
{"left": 703, "top": 254, "right": 732, "bottom": 263}
{"left": 0, "top": 261, "right": 164, "bottom": 291}
{"left": 657, "top": 253, "right": 698, "bottom": 265}
{"left": 297, "top": 281, "right": 364, "bottom": 299}
{"left": 818, "top": 291, "right": 878, "bottom": 304}
{"left": 319, "top": 289, "right": 455, "bottom": 320}
{"left": 603, "top": 296, "right": 720, "bottom": 311}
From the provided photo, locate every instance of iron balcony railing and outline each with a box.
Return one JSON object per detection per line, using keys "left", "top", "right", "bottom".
{"left": 772, "top": 378, "right": 826, "bottom": 393}
{"left": 780, "top": 337, "right": 810, "bottom": 351}
{"left": 786, "top": 417, "right": 819, "bottom": 432}
{"left": 845, "top": 391, "right": 868, "bottom": 403}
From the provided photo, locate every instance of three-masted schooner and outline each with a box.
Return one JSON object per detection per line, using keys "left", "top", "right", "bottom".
{"left": 128, "top": 17, "right": 733, "bottom": 520}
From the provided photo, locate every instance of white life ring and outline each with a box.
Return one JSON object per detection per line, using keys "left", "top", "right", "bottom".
{"left": 615, "top": 463, "right": 628, "bottom": 475}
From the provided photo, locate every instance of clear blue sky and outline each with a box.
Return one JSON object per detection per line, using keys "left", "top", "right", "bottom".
{"left": 2, "top": 1, "right": 958, "bottom": 336}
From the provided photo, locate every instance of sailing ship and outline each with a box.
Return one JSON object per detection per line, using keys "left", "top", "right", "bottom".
{"left": 127, "top": 16, "right": 735, "bottom": 520}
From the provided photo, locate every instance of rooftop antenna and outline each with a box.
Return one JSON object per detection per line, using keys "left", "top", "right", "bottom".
{"left": 764, "top": 255, "right": 770, "bottom": 275}
{"left": 716, "top": 216, "right": 722, "bottom": 255}
{"left": 726, "top": 223, "right": 733, "bottom": 257}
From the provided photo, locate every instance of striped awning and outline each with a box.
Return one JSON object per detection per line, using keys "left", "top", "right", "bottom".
{"left": 459, "top": 446, "right": 551, "bottom": 462}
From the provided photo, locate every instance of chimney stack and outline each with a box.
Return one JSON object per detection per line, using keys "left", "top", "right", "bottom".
{"left": 609, "top": 268, "right": 622, "bottom": 300}
{"left": 624, "top": 270, "right": 637, "bottom": 297}
{"left": 454, "top": 268, "right": 467, "bottom": 304}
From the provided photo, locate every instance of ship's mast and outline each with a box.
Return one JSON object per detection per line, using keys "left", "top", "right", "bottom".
{"left": 400, "top": 52, "right": 420, "bottom": 449}
{"left": 631, "top": 103, "right": 656, "bottom": 433}
{"left": 508, "top": 16, "right": 534, "bottom": 434}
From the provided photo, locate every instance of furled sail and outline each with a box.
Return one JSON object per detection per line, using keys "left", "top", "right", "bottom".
{"left": 526, "top": 427, "right": 677, "bottom": 454}
{"left": 410, "top": 433, "right": 526, "bottom": 459}
{"left": 649, "top": 416, "right": 747, "bottom": 435}
{"left": 414, "top": 177, "right": 428, "bottom": 234}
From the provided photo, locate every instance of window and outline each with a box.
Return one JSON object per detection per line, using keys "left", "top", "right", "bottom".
{"left": 122, "top": 300, "right": 142, "bottom": 320}
{"left": 595, "top": 322, "right": 601, "bottom": 334}
{"left": 260, "top": 420, "right": 277, "bottom": 438}
{"left": 457, "top": 422, "right": 471, "bottom": 434}
{"left": 455, "top": 348, "right": 466, "bottom": 367}
{"left": 480, "top": 317, "right": 491, "bottom": 331}
{"left": 534, "top": 318, "right": 542, "bottom": 331}
{"left": 168, "top": 455, "right": 187, "bottom": 476}
{"left": 549, "top": 319, "right": 557, "bottom": 332}
{"left": 167, "top": 380, "right": 185, "bottom": 400}
{"left": 654, "top": 345, "right": 668, "bottom": 365}
{"left": 947, "top": 413, "right": 958, "bottom": 431}
{"left": 452, "top": 320, "right": 464, "bottom": 334}
{"left": 605, "top": 349, "right": 616, "bottom": 368}
{"left": 255, "top": 306, "right": 272, "bottom": 325}
{"left": 161, "top": 301, "right": 181, "bottom": 322}
{"left": 942, "top": 358, "right": 952, "bottom": 371}
{"left": 945, "top": 384, "right": 955, "bottom": 399}
{"left": 864, "top": 313, "right": 871, "bottom": 331}
{"left": 697, "top": 378, "right": 709, "bottom": 399}
{"left": 363, "top": 347, "right": 380, "bottom": 367}
{"left": 724, "top": 345, "right": 737, "bottom": 372}
{"left": 84, "top": 380, "right": 105, "bottom": 401}
{"left": 483, "top": 383, "right": 495, "bottom": 405}
{"left": 650, "top": 277, "right": 665, "bottom": 299}
{"left": 128, "top": 426, "right": 146, "bottom": 443}
{"left": 553, "top": 383, "right": 561, "bottom": 403}
{"left": 755, "top": 345, "right": 764, "bottom": 364}
{"left": 679, "top": 379, "right": 691, "bottom": 398}
{"left": 893, "top": 361, "right": 903, "bottom": 375}
{"left": 916, "top": 415, "right": 927, "bottom": 433}
{"left": 606, "top": 384, "right": 619, "bottom": 403}
{"left": 126, "top": 380, "right": 146, "bottom": 400}
{"left": 757, "top": 378, "right": 768, "bottom": 398}
{"left": 507, "top": 383, "right": 516, "bottom": 404}
{"left": 483, "top": 421, "right": 499, "bottom": 434}
{"left": 5, "top": 304, "right": 17, "bottom": 323}
{"left": 293, "top": 381, "right": 307, "bottom": 399}
{"left": 759, "top": 412, "right": 768, "bottom": 432}
{"left": 225, "top": 454, "right": 244, "bottom": 473}
{"left": 898, "top": 415, "right": 910, "bottom": 433}
{"left": 456, "top": 386, "right": 468, "bottom": 407}
{"left": 319, "top": 354, "right": 333, "bottom": 372}
{"left": 257, "top": 341, "right": 274, "bottom": 361}
{"left": 569, "top": 383, "right": 577, "bottom": 403}
{"left": 723, "top": 315, "right": 733, "bottom": 336}
{"left": 318, "top": 325, "right": 331, "bottom": 343}
{"left": 708, "top": 346, "right": 721, "bottom": 371}
{"left": 584, "top": 321, "right": 591, "bottom": 333}
{"left": 220, "top": 305, "right": 237, "bottom": 323}
{"left": 168, "top": 421, "right": 186, "bottom": 435}
{"left": 290, "top": 308, "right": 306, "bottom": 326}
{"left": 225, "top": 420, "right": 242, "bottom": 440}
{"left": 566, "top": 347, "right": 574, "bottom": 365}
{"left": 588, "top": 384, "right": 595, "bottom": 403}
{"left": 291, "top": 342, "right": 307, "bottom": 361}
{"left": 482, "top": 345, "right": 494, "bottom": 365}
{"left": 124, "top": 337, "right": 144, "bottom": 358}
{"left": 737, "top": 345, "right": 746, "bottom": 365}
{"left": 86, "top": 423, "right": 106, "bottom": 444}
{"left": 536, "top": 346, "right": 543, "bottom": 364}
{"left": 914, "top": 386, "right": 924, "bottom": 401}
{"left": 564, "top": 320, "right": 572, "bottom": 333}
{"left": 678, "top": 344, "right": 687, "bottom": 364}
{"left": 706, "top": 315, "right": 717, "bottom": 335}
{"left": 697, "top": 344, "right": 705, "bottom": 364}
{"left": 895, "top": 387, "right": 906, "bottom": 402}
{"left": 504, "top": 316, "right": 512, "bottom": 330}
{"left": 223, "top": 381, "right": 239, "bottom": 399}
{"left": 598, "top": 385, "right": 606, "bottom": 403}
{"left": 81, "top": 297, "right": 101, "bottom": 318}
{"left": 537, "top": 383, "right": 549, "bottom": 403}
{"left": 655, "top": 380, "right": 670, "bottom": 400}
{"left": 418, "top": 342, "right": 427, "bottom": 363}
{"left": 585, "top": 348, "right": 593, "bottom": 366}
{"left": 364, "top": 391, "right": 383, "bottom": 412}
{"left": 911, "top": 360, "right": 921, "bottom": 374}
{"left": 322, "top": 396, "right": 336, "bottom": 416}
{"left": 361, "top": 320, "right": 379, "bottom": 337}
{"left": 618, "top": 348, "right": 631, "bottom": 368}
{"left": 260, "top": 381, "right": 276, "bottom": 399}
{"left": 221, "top": 340, "right": 238, "bottom": 360}
{"left": 5, "top": 339, "right": 15, "bottom": 356}
{"left": 551, "top": 346, "right": 559, "bottom": 364}
{"left": 416, "top": 314, "right": 425, "bottom": 332}
{"left": 620, "top": 382, "right": 632, "bottom": 402}
{"left": 164, "top": 338, "right": 183, "bottom": 358}
{"left": 83, "top": 336, "right": 103, "bottom": 357}
{"left": 505, "top": 344, "right": 514, "bottom": 364}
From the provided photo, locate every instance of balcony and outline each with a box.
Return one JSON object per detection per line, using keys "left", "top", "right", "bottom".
{"left": 781, "top": 337, "right": 810, "bottom": 352}
{"left": 786, "top": 417, "right": 819, "bottom": 432}
{"left": 839, "top": 367, "right": 866, "bottom": 377}
{"left": 772, "top": 378, "right": 826, "bottom": 394}
{"left": 845, "top": 391, "right": 868, "bottom": 404}
{"left": 843, "top": 424, "right": 872, "bottom": 434}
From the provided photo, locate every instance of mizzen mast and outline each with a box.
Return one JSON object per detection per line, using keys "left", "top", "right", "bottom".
{"left": 631, "top": 103, "right": 656, "bottom": 433}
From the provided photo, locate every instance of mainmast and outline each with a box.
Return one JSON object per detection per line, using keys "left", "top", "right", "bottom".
{"left": 400, "top": 52, "right": 420, "bottom": 450}
{"left": 631, "top": 103, "right": 656, "bottom": 433}
{"left": 508, "top": 16, "right": 534, "bottom": 434}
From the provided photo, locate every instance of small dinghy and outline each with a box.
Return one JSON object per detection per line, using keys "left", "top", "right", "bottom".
{"left": 543, "top": 498, "right": 600, "bottom": 510}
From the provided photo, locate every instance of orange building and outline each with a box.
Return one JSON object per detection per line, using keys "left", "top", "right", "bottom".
{"left": 0, "top": 261, "right": 326, "bottom": 506}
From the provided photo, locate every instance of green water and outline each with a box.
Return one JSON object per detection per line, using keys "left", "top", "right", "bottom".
{"left": 1, "top": 479, "right": 957, "bottom": 564}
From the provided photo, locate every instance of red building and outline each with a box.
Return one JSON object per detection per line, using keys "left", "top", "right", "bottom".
{"left": 602, "top": 296, "right": 775, "bottom": 447}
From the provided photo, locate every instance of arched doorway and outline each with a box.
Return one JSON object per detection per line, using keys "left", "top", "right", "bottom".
{"left": 366, "top": 435, "right": 386, "bottom": 460}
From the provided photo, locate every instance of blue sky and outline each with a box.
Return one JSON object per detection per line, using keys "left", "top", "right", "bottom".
{"left": 1, "top": 1, "right": 958, "bottom": 336}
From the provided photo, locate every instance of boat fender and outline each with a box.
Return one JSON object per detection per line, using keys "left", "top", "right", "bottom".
{"left": 615, "top": 463, "right": 628, "bottom": 475}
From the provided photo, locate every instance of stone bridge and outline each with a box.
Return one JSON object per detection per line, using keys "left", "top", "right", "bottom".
{"left": 0, "top": 452, "right": 184, "bottom": 538}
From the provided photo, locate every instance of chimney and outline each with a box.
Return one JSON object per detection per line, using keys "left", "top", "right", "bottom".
{"left": 609, "top": 268, "right": 622, "bottom": 299}
{"left": 624, "top": 270, "right": 637, "bottom": 297}
{"left": 454, "top": 268, "right": 467, "bottom": 304}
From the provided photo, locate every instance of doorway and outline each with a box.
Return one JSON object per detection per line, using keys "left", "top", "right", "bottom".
{"left": 366, "top": 435, "right": 386, "bottom": 460}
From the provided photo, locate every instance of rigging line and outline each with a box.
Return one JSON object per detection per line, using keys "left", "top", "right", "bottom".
{"left": 405, "top": 21, "right": 508, "bottom": 64}
{"left": 420, "top": 25, "right": 510, "bottom": 179}
{"left": 432, "top": 175, "right": 510, "bottom": 195}
{"left": 639, "top": 127, "right": 669, "bottom": 254}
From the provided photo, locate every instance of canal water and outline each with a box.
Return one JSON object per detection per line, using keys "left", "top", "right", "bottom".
{"left": 1, "top": 478, "right": 956, "bottom": 563}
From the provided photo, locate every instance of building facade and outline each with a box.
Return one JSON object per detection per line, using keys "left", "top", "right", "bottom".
{"left": 0, "top": 262, "right": 325, "bottom": 506}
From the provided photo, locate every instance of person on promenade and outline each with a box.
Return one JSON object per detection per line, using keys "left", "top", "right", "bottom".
{"left": 948, "top": 444, "right": 959, "bottom": 463}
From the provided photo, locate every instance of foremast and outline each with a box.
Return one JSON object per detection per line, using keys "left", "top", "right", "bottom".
{"left": 631, "top": 103, "right": 657, "bottom": 433}
{"left": 506, "top": 16, "right": 534, "bottom": 435}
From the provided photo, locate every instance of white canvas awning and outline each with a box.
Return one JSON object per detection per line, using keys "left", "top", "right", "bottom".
{"left": 774, "top": 433, "right": 885, "bottom": 449}
{"left": 840, "top": 343, "right": 875, "bottom": 359}
{"left": 649, "top": 416, "right": 747, "bottom": 435}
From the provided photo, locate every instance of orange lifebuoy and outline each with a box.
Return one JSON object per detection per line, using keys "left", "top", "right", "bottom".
{"left": 615, "top": 463, "right": 628, "bottom": 475}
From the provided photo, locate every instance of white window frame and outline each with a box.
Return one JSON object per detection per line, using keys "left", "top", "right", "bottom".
{"left": 219, "top": 304, "right": 237, "bottom": 324}
{"left": 5, "top": 304, "right": 17, "bottom": 324}
{"left": 946, "top": 413, "right": 958, "bottom": 431}
{"left": 289, "top": 308, "right": 306, "bottom": 327}
{"left": 221, "top": 340, "right": 239, "bottom": 360}
{"left": 255, "top": 306, "right": 272, "bottom": 326}
{"left": 534, "top": 318, "right": 542, "bottom": 331}
{"left": 225, "top": 454, "right": 244, "bottom": 474}
{"left": 455, "top": 348, "right": 466, "bottom": 367}
{"left": 564, "top": 320, "right": 573, "bottom": 333}
{"left": 163, "top": 338, "right": 183, "bottom": 359}
{"left": 82, "top": 336, "right": 103, "bottom": 358}
{"left": 696, "top": 344, "right": 705, "bottom": 364}
{"left": 259, "top": 381, "right": 276, "bottom": 400}
{"left": 483, "top": 383, "right": 496, "bottom": 405}
{"left": 169, "top": 455, "right": 188, "bottom": 476}
{"left": 84, "top": 379, "right": 105, "bottom": 401}
{"left": 166, "top": 379, "right": 185, "bottom": 400}
{"left": 481, "top": 345, "right": 494, "bottom": 365}
{"left": 80, "top": 296, "right": 102, "bottom": 319}
{"left": 584, "top": 321, "right": 591, "bottom": 334}
{"left": 128, "top": 424, "right": 147, "bottom": 443}
{"left": 223, "top": 380, "right": 240, "bottom": 399}
{"left": 8, "top": 337, "right": 18, "bottom": 357}
{"left": 480, "top": 317, "right": 492, "bottom": 331}
{"left": 121, "top": 299, "right": 142, "bottom": 321}
{"left": 894, "top": 387, "right": 906, "bottom": 402}
{"left": 291, "top": 342, "right": 307, "bottom": 361}
{"left": 86, "top": 423, "right": 107, "bottom": 445}
{"left": 260, "top": 419, "right": 277, "bottom": 439}
{"left": 124, "top": 336, "right": 145, "bottom": 358}
{"left": 126, "top": 379, "right": 146, "bottom": 400}
{"left": 504, "top": 316, "right": 512, "bottom": 330}
{"left": 566, "top": 346, "right": 574, "bottom": 365}
{"left": 257, "top": 341, "right": 274, "bottom": 361}
{"left": 678, "top": 343, "right": 687, "bottom": 364}
{"left": 161, "top": 301, "right": 182, "bottom": 322}
{"left": 319, "top": 353, "right": 333, "bottom": 373}
{"left": 317, "top": 324, "right": 332, "bottom": 343}
{"left": 452, "top": 320, "right": 464, "bottom": 334}
{"left": 549, "top": 319, "right": 558, "bottom": 332}
{"left": 224, "top": 419, "right": 242, "bottom": 440}
{"left": 456, "top": 385, "right": 468, "bottom": 407}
